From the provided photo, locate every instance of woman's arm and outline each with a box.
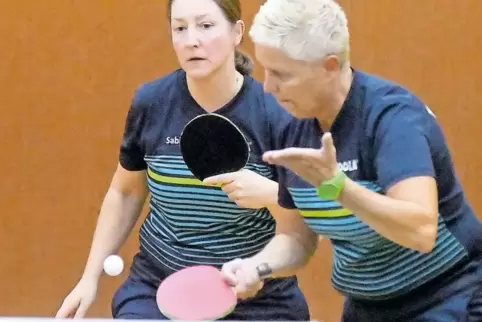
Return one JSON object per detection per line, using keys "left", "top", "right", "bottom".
{"left": 249, "top": 204, "right": 319, "bottom": 277}
{"left": 82, "top": 163, "right": 148, "bottom": 281}
{"left": 339, "top": 176, "right": 438, "bottom": 253}
{"left": 264, "top": 104, "right": 441, "bottom": 253}
{"left": 339, "top": 103, "right": 440, "bottom": 252}
{"left": 203, "top": 170, "right": 319, "bottom": 275}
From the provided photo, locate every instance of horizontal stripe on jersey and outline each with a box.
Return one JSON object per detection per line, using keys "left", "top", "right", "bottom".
{"left": 289, "top": 182, "right": 467, "bottom": 300}
{"left": 139, "top": 155, "right": 276, "bottom": 273}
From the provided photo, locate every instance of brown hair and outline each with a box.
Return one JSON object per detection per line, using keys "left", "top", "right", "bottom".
{"left": 168, "top": 0, "right": 253, "bottom": 75}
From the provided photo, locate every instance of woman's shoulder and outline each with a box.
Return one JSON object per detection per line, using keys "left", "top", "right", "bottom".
{"left": 132, "top": 69, "right": 184, "bottom": 107}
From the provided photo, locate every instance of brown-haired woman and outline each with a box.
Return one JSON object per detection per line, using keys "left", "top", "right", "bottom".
{"left": 55, "top": 0, "right": 312, "bottom": 320}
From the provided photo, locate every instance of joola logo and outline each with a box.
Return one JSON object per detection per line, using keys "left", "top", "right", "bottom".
{"left": 166, "top": 136, "right": 180, "bottom": 145}
{"left": 338, "top": 159, "right": 358, "bottom": 172}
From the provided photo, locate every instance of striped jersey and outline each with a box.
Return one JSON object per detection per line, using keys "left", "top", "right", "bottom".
{"left": 118, "top": 69, "right": 294, "bottom": 274}
{"left": 277, "top": 70, "right": 482, "bottom": 300}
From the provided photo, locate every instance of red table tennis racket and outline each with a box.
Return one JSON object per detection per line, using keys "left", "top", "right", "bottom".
{"left": 156, "top": 265, "right": 237, "bottom": 320}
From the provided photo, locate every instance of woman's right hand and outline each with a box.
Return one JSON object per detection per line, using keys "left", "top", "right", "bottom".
{"left": 55, "top": 165, "right": 148, "bottom": 319}
{"left": 55, "top": 277, "right": 98, "bottom": 319}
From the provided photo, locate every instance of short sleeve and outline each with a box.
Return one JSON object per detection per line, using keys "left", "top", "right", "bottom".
{"left": 119, "top": 86, "right": 148, "bottom": 171}
{"left": 373, "top": 102, "right": 436, "bottom": 191}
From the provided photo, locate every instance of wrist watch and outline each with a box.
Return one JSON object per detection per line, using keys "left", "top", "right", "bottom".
{"left": 316, "top": 168, "right": 347, "bottom": 200}
{"left": 256, "top": 263, "right": 272, "bottom": 279}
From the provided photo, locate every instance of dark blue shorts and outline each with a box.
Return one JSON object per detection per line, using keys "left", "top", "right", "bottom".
{"left": 111, "top": 252, "right": 310, "bottom": 320}
{"left": 341, "top": 257, "right": 482, "bottom": 322}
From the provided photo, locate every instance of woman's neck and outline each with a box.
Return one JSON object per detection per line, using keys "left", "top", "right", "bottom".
{"left": 186, "top": 63, "right": 243, "bottom": 113}
{"left": 317, "top": 66, "right": 353, "bottom": 131}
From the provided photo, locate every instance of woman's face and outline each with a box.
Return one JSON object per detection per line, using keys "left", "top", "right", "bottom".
{"left": 170, "top": 0, "right": 242, "bottom": 79}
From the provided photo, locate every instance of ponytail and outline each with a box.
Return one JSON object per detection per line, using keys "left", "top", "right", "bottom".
{"left": 234, "top": 50, "right": 254, "bottom": 76}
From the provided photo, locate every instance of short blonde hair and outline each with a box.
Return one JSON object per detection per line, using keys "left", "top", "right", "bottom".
{"left": 249, "top": 0, "right": 350, "bottom": 64}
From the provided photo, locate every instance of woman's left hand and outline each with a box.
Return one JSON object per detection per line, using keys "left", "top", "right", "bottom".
{"left": 203, "top": 169, "right": 278, "bottom": 209}
{"left": 263, "top": 132, "right": 339, "bottom": 187}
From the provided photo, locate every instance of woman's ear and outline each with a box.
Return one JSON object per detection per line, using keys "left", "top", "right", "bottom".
{"left": 233, "top": 20, "right": 245, "bottom": 46}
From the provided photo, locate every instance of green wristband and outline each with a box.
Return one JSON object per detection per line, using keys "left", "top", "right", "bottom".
{"left": 316, "top": 169, "right": 346, "bottom": 200}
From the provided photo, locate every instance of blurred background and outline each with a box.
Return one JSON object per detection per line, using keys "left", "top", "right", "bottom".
{"left": 0, "top": 1, "right": 481, "bottom": 321}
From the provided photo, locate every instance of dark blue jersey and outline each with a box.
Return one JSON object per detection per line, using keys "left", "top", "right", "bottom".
{"left": 119, "top": 69, "right": 294, "bottom": 273}
{"left": 276, "top": 69, "right": 482, "bottom": 300}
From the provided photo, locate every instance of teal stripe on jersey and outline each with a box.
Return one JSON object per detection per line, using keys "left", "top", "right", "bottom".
{"left": 288, "top": 183, "right": 467, "bottom": 300}
{"left": 139, "top": 155, "right": 275, "bottom": 273}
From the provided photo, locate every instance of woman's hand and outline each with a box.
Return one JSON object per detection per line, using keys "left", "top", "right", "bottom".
{"left": 203, "top": 169, "right": 278, "bottom": 209}
{"left": 55, "top": 277, "right": 98, "bottom": 318}
{"left": 221, "top": 258, "right": 264, "bottom": 300}
{"left": 263, "top": 132, "right": 338, "bottom": 187}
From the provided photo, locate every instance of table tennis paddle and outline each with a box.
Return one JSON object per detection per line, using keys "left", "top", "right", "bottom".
{"left": 180, "top": 113, "right": 250, "bottom": 181}
{"left": 156, "top": 265, "right": 236, "bottom": 320}
{"left": 156, "top": 264, "right": 273, "bottom": 320}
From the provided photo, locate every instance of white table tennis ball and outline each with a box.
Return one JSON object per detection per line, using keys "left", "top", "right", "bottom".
{"left": 103, "top": 255, "right": 124, "bottom": 276}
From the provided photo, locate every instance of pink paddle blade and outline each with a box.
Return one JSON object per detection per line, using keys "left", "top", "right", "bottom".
{"left": 156, "top": 265, "right": 237, "bottom": 320}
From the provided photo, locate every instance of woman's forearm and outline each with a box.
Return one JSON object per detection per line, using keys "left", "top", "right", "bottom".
{"left": 255, "top": 204, "right": 319, "bottom": 277}
{"left": 338, "top": 178, "right": 437, "bottom": 252}
{"left": 249, "top": 232, "right": 318, "bottom": 278}
{"left": 82, "top": 188, "right": 146, "bottom": 281}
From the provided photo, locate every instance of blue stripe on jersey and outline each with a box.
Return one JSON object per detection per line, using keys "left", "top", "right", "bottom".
{"left": 288, "top": 183, "right": 467, "bottom": 300}
{"left": 140, "top": 155, "right": 276, "bottom": 273}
